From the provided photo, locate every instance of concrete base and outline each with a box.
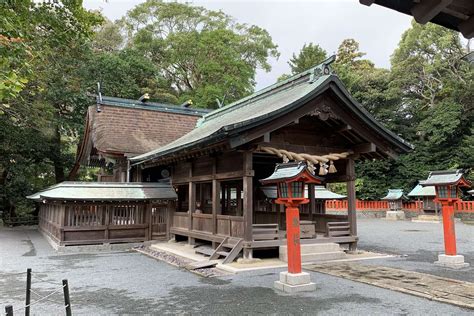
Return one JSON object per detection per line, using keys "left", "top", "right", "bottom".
{"left": 279, "top": 243, "right": 346, "bottom": 263}
{"left": 412, "top": 215, "right": 441, "bottom": 223}
{"left": 386, "top": 211, "right": 406, "bottom": 221}
{"left": 274, "top": 272, "right": 316, "bottom": 293}
{"left": 237, "top": 258, "right": 262, "bottom": 264}
{"left": 434, "top": 254, "right": 470, "bottom": 269}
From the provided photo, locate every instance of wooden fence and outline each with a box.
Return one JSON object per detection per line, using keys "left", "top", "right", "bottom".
{"left": 325, "top": 200, "right": 474, "bottom": 213}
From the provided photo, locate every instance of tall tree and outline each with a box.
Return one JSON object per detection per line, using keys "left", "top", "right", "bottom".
{"left": 1, "top": 0, "right": 102, "bottom": 217}
{"left": 121, "top": 0, "right": 279, "bottom": 108}
{"left": 278, "top": 42, "right": 327, "bottom": 81}
{"left": 288, "top": 43, "right": 327, "bottom": 74}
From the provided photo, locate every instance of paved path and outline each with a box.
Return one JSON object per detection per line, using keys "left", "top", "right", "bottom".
{"left": 357, "top": 219, "right": 474, "bottom": 282}
{"left": 1, "top": 226, "right": 473, "bottom": 315}
{"left": 307, "top": 262, "right": 474, "bottom": 309}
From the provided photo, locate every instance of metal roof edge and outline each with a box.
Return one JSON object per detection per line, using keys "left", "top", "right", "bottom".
{"left": 97, "top": 96, "right": 210, "bottom": 117}
{"left": 328, "top": 78, "right": 414, "bottom": 153}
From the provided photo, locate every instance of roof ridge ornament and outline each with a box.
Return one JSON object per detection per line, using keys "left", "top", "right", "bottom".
{"left": 308, "top": 55, "right": 336, "bottom": 83}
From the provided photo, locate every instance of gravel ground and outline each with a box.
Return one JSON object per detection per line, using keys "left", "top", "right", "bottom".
{"left": 0, "top": 221, "right": 473, "bottom": 315}
{"left": 357, "top": 218, "right": 474, "bottom": 282}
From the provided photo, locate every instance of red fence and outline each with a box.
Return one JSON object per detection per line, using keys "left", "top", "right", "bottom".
{"left": 325, "top": 200, "right": 474, "bottom": 213}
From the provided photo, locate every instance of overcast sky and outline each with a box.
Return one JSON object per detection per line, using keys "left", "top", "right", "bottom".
{"left": 83, "top": 0, "right": 413, "bottom": 90}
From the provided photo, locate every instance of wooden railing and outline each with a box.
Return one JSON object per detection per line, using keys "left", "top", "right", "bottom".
{"left": 39, "top": 203, "right": 154, "bottom": 246}
{"left": 192, "top": 213, "right": 213, "bottom": 233}
{"left": 216, "top": 215, "right": 244, "bottom": 238}
{"left": 325, "top": 200, "right": 474, "bottom": 213}
{"left": 454, "top": 201, "right": 474, "bottom": 212}
{"left": 172, "top": 212, "right": 189, "bottom": 229}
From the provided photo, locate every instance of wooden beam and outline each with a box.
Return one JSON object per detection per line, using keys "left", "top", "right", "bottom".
{"left": 459, "top": 16, "right": 474, "bottom": 39}
{"left": 263, "top": 132, "right": 271, "bottom": 143}
{"left": 308, "top": 183, "right": 316, "bottom": 221}
{"left": 346, "top": 158, "right": 357, "bottom": 251}
{"left": 172, "top": 170, "right": 254, "bottom": 184}
{"left": 353, "top": 142, "right": 376, "bottom": 154}
{"left": 411, "top": 0, "right": 452, "bottom": 24}
{"left": 242, "top": 151, "right": 253, "bottom": 259}
{"left": 359, "top": 0, "right": 375, "bottom": 6}
{"left": 336, "top": 125, "right": 352, "bottom": 133}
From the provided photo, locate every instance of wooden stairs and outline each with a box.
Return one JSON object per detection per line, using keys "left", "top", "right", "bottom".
{"left": 194, "top": 237, "right": 244, "bottom": 265}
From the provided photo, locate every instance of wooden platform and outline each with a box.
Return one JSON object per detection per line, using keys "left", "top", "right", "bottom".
{"left": 171, "top": 226, "right": 357, "bottom": 249}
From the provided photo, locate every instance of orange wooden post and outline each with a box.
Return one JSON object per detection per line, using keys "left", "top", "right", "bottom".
{"left": 285, "top": 206, "right": 302, "bottom": 274}
{"left": 441, "top": 202, "right": 457, "bottom": 256}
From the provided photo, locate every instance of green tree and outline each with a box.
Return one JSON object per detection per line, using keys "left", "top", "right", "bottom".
{"left": 354, "top": 22, "right": 473, "bottom": 199}
{"left": 121, "top": 0, "right": 279, "bottom": 108}
{"left": 1, "top": 0, "right": 102, "bottom": 217}
{"left": 278, "top": 43, "right": 327, "bottom": 81}
{"left": 288, "top": 43, "right": 327, "bottom": 74}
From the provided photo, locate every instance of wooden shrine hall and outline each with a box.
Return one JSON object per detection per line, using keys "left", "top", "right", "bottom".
{"left": 128, "top": 56, "right": 412, "bottom": 259}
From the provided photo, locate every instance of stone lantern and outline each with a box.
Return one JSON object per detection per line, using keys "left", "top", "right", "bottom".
{"left": 260, "top": 161, "right": 322, "bottom": 292}
{"left": 420, "top": 169, "right": 471, "bottom": 269}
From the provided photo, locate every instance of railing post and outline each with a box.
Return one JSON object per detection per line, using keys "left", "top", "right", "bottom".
{"left": 25, "top": 268, "right": 31, "bottom": 316}
{"left": 62, "top": 279, "right": 72, "bottom": 316}
{"left": 5, "top": 305, "right": 13, "bottom": 316}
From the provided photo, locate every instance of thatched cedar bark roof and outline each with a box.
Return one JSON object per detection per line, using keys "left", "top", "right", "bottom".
{"left": 69, "top": 96, "right": 209, "bottom": 179}
{"left": 130, "top": 56, "right": 413, "bottom": 166}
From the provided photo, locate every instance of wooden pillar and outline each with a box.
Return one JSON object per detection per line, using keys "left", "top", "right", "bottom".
{"left": 59, "top": 205, "right": 66, "bottom": 243}
{"left": 146, "top": 203, "right": 152, "bottom": 241}
{"left": 166, "top": 200, "right": 174, "bottom": 240}
{"left": 346, "top": 158, "right": 357, "bottom": 250}
{"left": 279, "top": 204, "right": 285, "bottom": 228}
{"left": 243, "top": 151, "right": 253, "bottom": 259}
{"left": 188, "top": 180, "right": 196, "bottom": 245}
{"left": 104, "top": 205, "right": 110, "bottom": 241}
{"left": 212, "top": 180, "right": 220, "bottom": 235}
{"left": 308, "top": 183, "right": 315, "bottom": 221}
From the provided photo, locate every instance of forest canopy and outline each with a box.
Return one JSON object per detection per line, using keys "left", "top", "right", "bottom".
{"left": 1, "top": 1, "right": 473, "bottom": 218}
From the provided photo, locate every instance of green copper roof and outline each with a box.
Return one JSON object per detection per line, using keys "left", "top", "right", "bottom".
{"left": 130, "top": 56, "right": 413, "bottom": 164}
{"left": 407, "top": 184, "right": 436, "bottom": 197}
{"left": 381, "top": 189, "right": 405, "bottom": 200}
{"left": 419, "top": 169, "right": 470, "bottom": 186}
{"left": 27, "top": 182, "right": 177, "bottom": 202}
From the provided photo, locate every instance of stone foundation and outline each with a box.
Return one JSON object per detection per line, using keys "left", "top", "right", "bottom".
{"left": 386, "top": 211, "right": 406, "bottom": 221}
{"left": 434, "top": 254, "right": 470, "bottom": 269}
{"left": 274, "top": 271, "right": 316, "bottom": 293}
{"left": 279, "top": 243, "right": 346, "bottom": 263}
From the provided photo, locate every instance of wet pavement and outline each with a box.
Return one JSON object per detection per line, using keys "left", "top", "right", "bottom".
{"left": 0, "top": 219, "right": 473, "bottom": 315}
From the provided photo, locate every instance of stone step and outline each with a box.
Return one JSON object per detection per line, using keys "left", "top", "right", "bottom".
{"left": 280, "top": 251, "right": 346, "bottom": 263}
{"left": 279, "top": 243, "right": 341, "bottom": 255}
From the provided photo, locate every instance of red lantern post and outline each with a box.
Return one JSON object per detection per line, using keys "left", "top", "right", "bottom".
{"left": 260, "top": 162, "right": 322, "bottom": 292}
{"left": 420, "top": 170, "right": 471, "bottom": 269}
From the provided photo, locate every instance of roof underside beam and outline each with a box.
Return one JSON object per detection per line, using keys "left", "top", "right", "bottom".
{"left": 411, "top": 0, "right": 453, "bottom": 25}
{"left": 459, "top": 15, "right": 474, "bottom": 38}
